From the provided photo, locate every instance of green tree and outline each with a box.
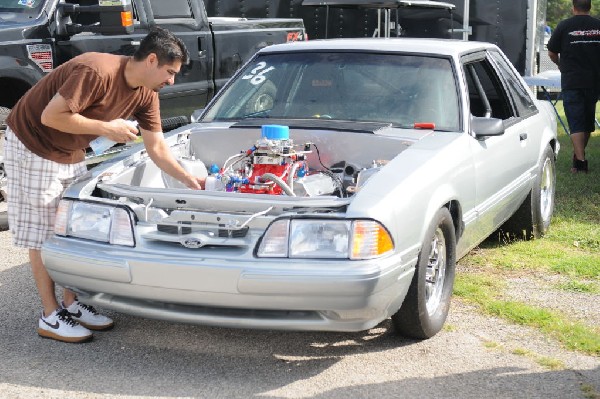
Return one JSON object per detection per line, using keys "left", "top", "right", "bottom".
{"left": 547, "top": 0, "right": 600, "bottom": 29}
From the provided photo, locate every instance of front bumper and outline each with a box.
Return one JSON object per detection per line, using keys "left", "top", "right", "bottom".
{"left": 42, "top": 236, "right": 417, "bottom": 332}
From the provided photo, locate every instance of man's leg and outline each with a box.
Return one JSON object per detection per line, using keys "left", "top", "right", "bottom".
{"left": 563, "top": 89, "right": 592, "bottom": 172}
{"left": 571, "top": 131, "right": 587, "bottom": 161}
{"left": 5, "top": 126, "right": 92, "bottom": 342}
{"left": 29, "top": 248, "right": 60, "bottom": 317}
{"left": 62, "top": 288, "right": 77, "bottom": 307}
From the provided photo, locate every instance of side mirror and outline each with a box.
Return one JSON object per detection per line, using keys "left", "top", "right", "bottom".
{"left": 56, "top": 0, "right": 134, "bottom": 36}
{"left": 470, "top": 115, "right": 505, "bottom": 138}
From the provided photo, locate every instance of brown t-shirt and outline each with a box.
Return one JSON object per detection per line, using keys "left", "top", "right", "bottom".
{"left": 7, "top": 52, "right": 161, "bottom": 164}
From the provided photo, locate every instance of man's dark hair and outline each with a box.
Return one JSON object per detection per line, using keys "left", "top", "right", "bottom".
{"left": 134, "top": 27, "right": 189, "bottom": 66}
{"left": 573, "top": 0, "right": 592, "bottom": 12}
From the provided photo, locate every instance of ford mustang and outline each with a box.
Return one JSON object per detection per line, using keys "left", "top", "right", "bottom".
{"left": 41, "top": 38, "right": 558, "bottom": 339}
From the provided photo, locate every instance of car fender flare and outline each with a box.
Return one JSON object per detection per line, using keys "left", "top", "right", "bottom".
{"left": 535, "top": 102, "right": 559, "bottom": 155}
{"left": 419, "top": 183, "right": 460, "bottom": 245}
{"left": 0, "top": 57, "right": 44, "bottom": 85}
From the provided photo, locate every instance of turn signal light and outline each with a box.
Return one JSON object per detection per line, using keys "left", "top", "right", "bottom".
{"left": 121, "top": 11, "right": 133, "bottom": 27}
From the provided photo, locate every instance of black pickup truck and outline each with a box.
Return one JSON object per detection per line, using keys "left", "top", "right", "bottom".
{"left": 0, "top": 0, "right": 306, "bottom": 230}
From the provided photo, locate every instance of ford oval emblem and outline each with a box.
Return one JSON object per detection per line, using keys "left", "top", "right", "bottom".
{"left": 181, "top": 238, "right": 204, "bottom": 248}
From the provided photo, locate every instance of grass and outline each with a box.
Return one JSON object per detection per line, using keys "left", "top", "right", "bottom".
{"left": 455, "top": 101, "right": 600, "bottom": 356}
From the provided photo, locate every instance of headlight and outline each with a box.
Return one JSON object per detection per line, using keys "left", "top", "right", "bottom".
{"left": 257, "top": 219, "right": 393, "bottom": 260}
{"left": 54, "top": 200, "right": 135, "bottom": 247}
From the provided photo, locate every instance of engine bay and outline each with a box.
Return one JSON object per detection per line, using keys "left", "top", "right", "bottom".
{"left": 98, "top": 124, "right": 415, "bottom": 199}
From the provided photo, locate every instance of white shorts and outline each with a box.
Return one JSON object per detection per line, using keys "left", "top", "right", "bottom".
{"left": 4, "top": 126, "right": 87, "bottom": 249}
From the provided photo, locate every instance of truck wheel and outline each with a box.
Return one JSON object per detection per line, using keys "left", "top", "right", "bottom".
{"left": 499, "top": 144, "right": 555, "bottom": 240}
{"left": 0, "top": 106, "right": 9, "bottom": 231}
{"left": 392, "top": 207, "right": 456, "bottom": 339}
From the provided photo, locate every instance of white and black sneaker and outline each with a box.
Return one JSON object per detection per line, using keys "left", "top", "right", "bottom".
{"left": 63, "top": 300, "right": 114, "bottom": 331}
{"left": 38, "top": 308, "right": 93, "bottom": 343}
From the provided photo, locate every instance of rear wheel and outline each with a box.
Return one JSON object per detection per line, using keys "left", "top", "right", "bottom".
{"left": 392, "top": 207, "right": 456, "bottom": 339}
{"left": 500, "top": 144, "right": 555, "bottom": 240}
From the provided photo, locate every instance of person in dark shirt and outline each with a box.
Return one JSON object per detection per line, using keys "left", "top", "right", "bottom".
{"left": 547, "top": 0, "right": 600, "bottom": 173}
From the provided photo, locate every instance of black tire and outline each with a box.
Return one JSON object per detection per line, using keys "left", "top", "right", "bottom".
{"left": 392, "top": 207, "right": 457, "bottom": 339}
{"left": 161, "top": 115, "right": 190, "bottom": 132}
{"left": 0, "top": 106, "right": 10, "bottom": 232}
{"left": 500, "top": 144, "right": 555, "bottom": 240}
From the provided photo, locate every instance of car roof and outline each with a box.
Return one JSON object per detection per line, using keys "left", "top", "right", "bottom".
{"left": 262, "top": 38, "right": 497, "bottom": 57}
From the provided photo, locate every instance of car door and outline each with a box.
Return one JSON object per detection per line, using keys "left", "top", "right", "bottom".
{"left": 461, "top": 51, "right": 534, "bottom": 239}
{"left": 144, "top": 0, "right": 212, "bottom": 118}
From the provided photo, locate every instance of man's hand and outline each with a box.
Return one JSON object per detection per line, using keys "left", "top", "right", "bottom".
{"left": 548, "top": 51, "right": 560, "bottom": 68}
{"left": 183, "top": 175, "right": 206, "bottom": 190}
{"left": 41, "top": 94, "right": 138, "bottom": 143}
{"left": 102, "top": 119, "right": 139, "bottom": 143}
{"left": 140, "top": 128, "right": 206, "bottom": 190}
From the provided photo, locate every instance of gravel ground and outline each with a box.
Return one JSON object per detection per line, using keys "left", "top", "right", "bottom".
{"left": 503, "top": 275, "right": 600, "bottom": 329}
{"left": 0, "top": 230, "right": 598, "bottom": 399}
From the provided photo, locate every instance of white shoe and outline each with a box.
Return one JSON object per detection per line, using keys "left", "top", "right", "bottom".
{"left": 63, "top": 300, "right": 114, "bottom": 331}
{"left": 38, "top": 308, "right": 93, "bottom": 343}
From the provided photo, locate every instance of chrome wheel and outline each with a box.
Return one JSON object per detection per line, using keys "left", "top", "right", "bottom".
{"left": 425, "top": 227, "right": 447, "bottom": 316}
{"left": 392, "top": 207, "right": 456, "bottom": 339}
{"left": 539, "top": 156, "right": 555, "bottom": 224}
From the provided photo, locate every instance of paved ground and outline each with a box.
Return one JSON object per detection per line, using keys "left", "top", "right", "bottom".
{"left": 0, "top": 230, "right": 598, "bottom": 399}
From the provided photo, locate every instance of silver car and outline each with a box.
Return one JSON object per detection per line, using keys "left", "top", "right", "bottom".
{"left": 42, "top": 38, "right": 558, "bottom": 339}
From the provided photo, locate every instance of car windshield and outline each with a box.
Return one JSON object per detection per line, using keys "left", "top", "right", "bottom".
{"left": 203, "top": 51, "right": 460, "bottom": 131}
{"left": 0, "top": 0, "right": 44, "bottom": 20}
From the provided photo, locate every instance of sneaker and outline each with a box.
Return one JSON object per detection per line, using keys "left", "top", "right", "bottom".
{"left": 63, "top": 300, "right": 114, "bottom": 331}
{"left": 38, "top": 308, "right": 93, "bottom": 343}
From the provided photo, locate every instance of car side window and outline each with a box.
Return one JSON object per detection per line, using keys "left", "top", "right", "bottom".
{"left": 463, "top": 57, "right": 514, "bottom": 121}
{"left": 488, "top": 50, "right": 538, "bottom": 118}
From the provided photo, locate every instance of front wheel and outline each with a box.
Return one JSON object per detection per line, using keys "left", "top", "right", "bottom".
{"left": 392, "top": 207, "right": 456, "bottom": 339}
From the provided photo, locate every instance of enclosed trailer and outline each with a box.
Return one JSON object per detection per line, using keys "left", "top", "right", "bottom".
{"left": 204, "top": 0, "right": 547, "bottom": 76}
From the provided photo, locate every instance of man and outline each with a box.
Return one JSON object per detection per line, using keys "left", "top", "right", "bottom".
{"left": 3, "top": 27, "right": 205, "bottom": 343}
{"left": 547, "top": 0, "right": 600, "bottom": 173}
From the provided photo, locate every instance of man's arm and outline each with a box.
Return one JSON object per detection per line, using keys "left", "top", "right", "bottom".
{"left": 140, "top": 128, "right": 204, "bottom": 190}
{"left": 548, "top": 51, "right": 560, "bottom": 68}
{"left": 41, "top": 93, "right": 138, "bottom": 143}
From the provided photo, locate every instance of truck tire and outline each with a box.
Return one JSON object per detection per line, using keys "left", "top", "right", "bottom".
{"left": 392, "top": 207, "right": 456, "bottom": 339}
{"left": 0, "top": 106, "right": 10, "bottom": 231}
{"left": 161, "top": 115, "right": 190, "bottom": 132}
{"left": 499, "top": 144, "right": 555, "bottom": 240}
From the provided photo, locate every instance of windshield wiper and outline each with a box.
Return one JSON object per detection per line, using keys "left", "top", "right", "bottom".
{"left": 241, "top": 109, "right": 271, "bottom": 119}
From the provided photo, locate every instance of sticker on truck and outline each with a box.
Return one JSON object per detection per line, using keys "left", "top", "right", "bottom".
{"left": 26, "top": 44, "right": 53, "bottom": 73}
{"left": 17, "top": 0, "right": 36, "bottom": 7}
{"left": 286, "top": 31, "right": 306, "bottom": 42}
{"left": 99, "top": 0, "right": 128, "bottom": 6}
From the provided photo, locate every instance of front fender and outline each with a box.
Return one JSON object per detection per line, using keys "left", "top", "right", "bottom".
{"left": 0, "top": 56, "right": 44, "bottom": 86}
{"left": 346, "top": 133, "right": 472, "bottom": 261}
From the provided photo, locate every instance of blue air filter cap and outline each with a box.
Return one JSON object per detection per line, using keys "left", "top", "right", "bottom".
{"left": 261, "top": 124, "right": 289, "bottom": 140}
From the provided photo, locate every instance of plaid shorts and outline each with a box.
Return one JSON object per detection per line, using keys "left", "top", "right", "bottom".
{"left": 4, "top": 126, "right": 87, "bottom": 249}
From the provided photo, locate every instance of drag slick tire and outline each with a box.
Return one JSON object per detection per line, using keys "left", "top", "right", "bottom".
{"left": 392, "top": 207, "right": 457, "bottom": 339}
